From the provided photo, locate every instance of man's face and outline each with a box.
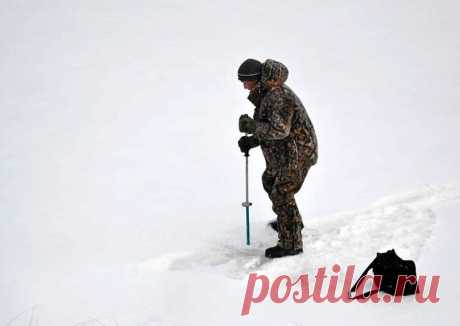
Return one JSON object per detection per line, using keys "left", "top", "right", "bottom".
{"left": 242, "top": 80, "right": 257, "bottom": 91}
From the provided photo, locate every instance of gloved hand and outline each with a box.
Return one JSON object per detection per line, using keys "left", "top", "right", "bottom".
{"left": 239, "top": 114, "right": 256, "bottom": 134}
{"left": 238, "top": 135, "right": 259, "bottom": 154}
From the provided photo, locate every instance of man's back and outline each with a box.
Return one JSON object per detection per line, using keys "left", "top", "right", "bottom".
{"left": 253, "top": 83, "right": 318, "bottom": 170}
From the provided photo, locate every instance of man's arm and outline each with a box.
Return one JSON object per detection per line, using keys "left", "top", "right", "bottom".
{"left": 255, "top": 91, "right": 294, "bottom": 140}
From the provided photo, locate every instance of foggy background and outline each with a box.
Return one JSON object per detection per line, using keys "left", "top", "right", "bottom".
{"left": 1, "top": 0, "right": 459, "bottom": 325}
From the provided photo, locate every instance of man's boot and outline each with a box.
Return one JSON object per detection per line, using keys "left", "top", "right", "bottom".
{"left": 265, "top": 245, "right": 303, "bottom": 258}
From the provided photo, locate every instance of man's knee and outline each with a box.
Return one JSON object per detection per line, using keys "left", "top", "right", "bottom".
{"left": 276, "top": 167, "right": 308, "bottom": 195}
{"left": 262, "top": 170, "right": 275, "bottom": 194}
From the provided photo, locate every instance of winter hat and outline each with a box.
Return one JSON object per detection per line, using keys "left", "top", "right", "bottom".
{"left": 238, "top": 59, "right": 262, "bottom": 81}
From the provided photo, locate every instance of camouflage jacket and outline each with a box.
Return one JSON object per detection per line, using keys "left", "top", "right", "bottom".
{"left": 248, "top": 59, "right": 318, "bottom": 172}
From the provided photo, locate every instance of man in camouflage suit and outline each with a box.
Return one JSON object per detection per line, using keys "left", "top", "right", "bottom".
{"left": 237, "top": 58, "right": 318, "bottom": 258}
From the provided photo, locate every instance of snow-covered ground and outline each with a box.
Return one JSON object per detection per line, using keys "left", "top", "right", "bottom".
{"left": 141, "top": 184, "right": 459, "bottom": 280}
{"left": 1, "top": 1, "right": 460, "bottom": 325}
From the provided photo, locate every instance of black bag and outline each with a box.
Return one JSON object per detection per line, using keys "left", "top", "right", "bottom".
{"left": 349, "top": 249, "right": 419, "bottom": 299}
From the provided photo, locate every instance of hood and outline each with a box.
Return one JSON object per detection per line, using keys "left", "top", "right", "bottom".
{"left": 261, "top": 59, "right": 289, "bottom": 86}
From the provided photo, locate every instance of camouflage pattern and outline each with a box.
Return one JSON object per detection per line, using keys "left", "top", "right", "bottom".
{"left": 247, "top": 59, "right": 318, "bottom": 250}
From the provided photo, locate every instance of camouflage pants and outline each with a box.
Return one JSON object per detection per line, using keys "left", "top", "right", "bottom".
{"left": 262, "top": 164, "right": 310, "bottom": 250}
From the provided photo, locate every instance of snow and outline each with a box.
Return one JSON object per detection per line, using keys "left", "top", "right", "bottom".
{"left": 139, "top": 184, "right": 458, "bottom": 280}
{"left": 1, "top": 0, "right": 460, "bottom": 325}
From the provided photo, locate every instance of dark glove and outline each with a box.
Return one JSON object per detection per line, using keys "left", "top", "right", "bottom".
{"left": 238, "top": 135, "right": 259, "bottom": 154}
{"left": 239, "top": 114, "right": 256, "bottom": 134}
